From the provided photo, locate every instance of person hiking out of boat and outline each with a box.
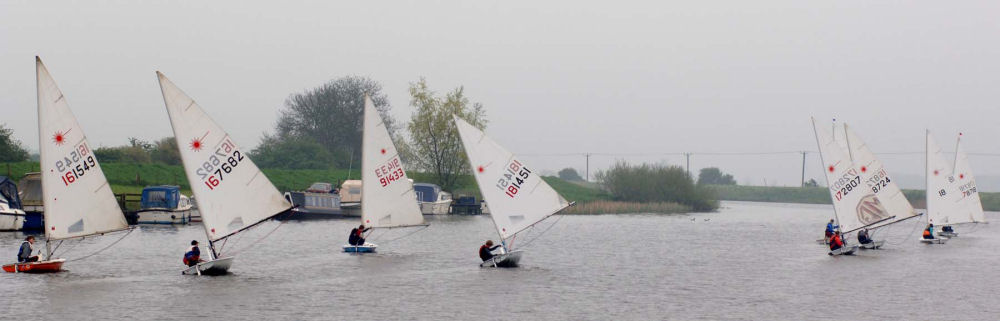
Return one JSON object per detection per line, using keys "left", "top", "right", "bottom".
{"left": 923, "top": 224, "right": 936, "bottom": 240}
{"left": 829, "top": 231, "right": 844, "bottom": 251}
{"left": 857, "top": 228, "right": 873, "bottom": 245}
{"left": 183, "top": 240, "right": 202, "bottom": 267}
{"left": 825, "top": 219, "right": 838, "bottom": 239}
{"left": 942, "top": 225, "right": 954, "bottom": 234}
{"left": 479, "top": 240, "right": 502, "bottom": 262}
{"left": 17, "top": 236, "right": 39, "bottom": 263}
{"left": 348, "top": 224, "right": 372, "bottom": 246}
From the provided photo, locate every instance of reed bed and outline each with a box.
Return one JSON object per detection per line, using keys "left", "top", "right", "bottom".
{"left": 560, "top": 201, "right": 691, "bottom": 215}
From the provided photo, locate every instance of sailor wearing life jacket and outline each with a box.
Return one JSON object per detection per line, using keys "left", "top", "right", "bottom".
{"left": 183, "top": 240, "right": 201, "bottom": 267}
{"left": 922, "top": 224, "right": 935, "bottom": 239}
{"left": 17, "top": 236, "right": 39, "bottom": 263}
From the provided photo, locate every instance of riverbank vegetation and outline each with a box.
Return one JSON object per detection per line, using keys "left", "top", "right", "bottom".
{"left": 596, "top": 161, "right": 718, "bottom": 212}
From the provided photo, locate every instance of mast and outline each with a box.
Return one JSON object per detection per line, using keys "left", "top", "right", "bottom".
{"left": 925, "top": 130, "right": 930, "bottom": 222}
{"left": 811, "top": 118, "right": 840, "bottom": 228}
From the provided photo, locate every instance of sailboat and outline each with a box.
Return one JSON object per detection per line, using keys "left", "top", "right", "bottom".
{"left": 812, "top": 118, "right": 877, "bottom": 255}
{"left": 925, "top": 131, "right": 984, "bottom": 242}
{"left": 343, "top": 95, "right": 427, "bottom": 253}
{"left": 157, "top": 71, "right": 292, "bottom": 275}
{"left": 837, "top": 123, "right": 920, "bottom": 249}
{"left": 4, "top": 57, "right": 131, "bottom": 273}
{"left": 453, "top": 115, "right": 573, "bottom": 267}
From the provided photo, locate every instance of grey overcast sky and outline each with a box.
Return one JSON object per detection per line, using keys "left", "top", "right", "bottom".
{"left": 2, "top": 1, "right": 999, "bottom": 187}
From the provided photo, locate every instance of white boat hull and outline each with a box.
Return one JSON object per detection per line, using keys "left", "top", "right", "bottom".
{"left": 480, "top": 250, "right": 523, "bottom": 268}
{"left": 343, "top": 243, "right": 377, "bottom": 253}
{"left": 828, "top": 245, "right": 859, "bottom": 256}
{"left": 182, "top": 256, "right": 233, "bottom": 276}
{"left": 136, "top": 209, "right": 193, "bottom": 224}
{"left": 859, "top": 240, "right": 885, "bottom": 250}
{"left": 920, "top": 237, "right": 949, "bottom": 244}
{"left": 938, "top": 231, "right": 958, "bottom": 238}
{"left": 420, "top": 200, "right": 451, "bottom": 215}
{"left": 0, "top": 212, "right": 26, "bottom": 231}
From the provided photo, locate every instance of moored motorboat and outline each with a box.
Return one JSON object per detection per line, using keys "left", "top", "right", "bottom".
{"left": 136, "top": 186, "right": 194, "bottom": 224}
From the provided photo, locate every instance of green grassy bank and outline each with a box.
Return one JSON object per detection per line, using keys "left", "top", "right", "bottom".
{"left": 2, "top": 161, "right": 697, "bottom": 214}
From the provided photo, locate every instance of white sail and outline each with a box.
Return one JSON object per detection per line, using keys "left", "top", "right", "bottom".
{"left": 842, "top": 124, "right": 918, "bottom": 228}
{"left": 925, "top": 131, "right": 960, "bottom": 225}
{"left": 950, "top": 133, "right": 986, "bottom": 223}
{"left": 454, "top": 115, "right": 570, "bottom": 240}
{"left": 157, "top": 72, "right": 290, "bottom": 243}
{"left": 36, "top": 57, "right": 128, "bottom": 240}
{"left": 361, "top": 95, "right": 424, "bottom": 228}
{"left": 811, "top": 118, "right": 880, "bottom": 233}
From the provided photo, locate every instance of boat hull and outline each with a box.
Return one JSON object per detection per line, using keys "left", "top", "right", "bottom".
{"left": 828, "top": 245, "right": 858, "bottom": 256}
{"left": 938, "top": 231, "right": 958, "bottom": 238}
{"left": 182, "top": 256, "right": 233, "bottom": 276}
{"left": 420, "top": 200, "right": 452, "bottom": 215}
{"left": 920, "top": 237, "right": 949, "bottom": 244}
{"left": 0, "top": 212, "right": 26, "bottom": 231}
{"left": 3, "top": 259, "right": 66, "bottom": 273}
{"left": 859, "top": 240, "right": 885, "bottom": 250}
{"left": 480, "top": 250, "right": 523, "bottom": 268}
{"left": 343, "top": 243, "right": 377, "bottom": 253}
{"left": 136, "top": 209, "right": 192, "bottom": 224}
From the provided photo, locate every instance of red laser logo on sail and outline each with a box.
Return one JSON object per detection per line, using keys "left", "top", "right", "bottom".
{"left": 190, "top": 138, "right": 203, "bottom": 151}
{"left": 381, "top": 148, "right": 386, "bottom": 155}
{"left": 52, "top": 129, "right": 70, "bottom": 145}
{"left": 478, "top": 166, "right": 485, "bottom": 173}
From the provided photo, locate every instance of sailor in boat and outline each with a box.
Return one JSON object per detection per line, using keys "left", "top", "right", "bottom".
{"left": 479, "top": 240, "right": 502, "bottom": 262}
{"left": 828, "top": 231, "right": 845, "bottom": 251}
{"left": 348, "top": 224, "right": 371, "bottom": 246}
{"left": 941, "top": 225, "right": 954, "bottom": 234}
{"left": 17, "top": 236, "right": 39, "bottom": 263}
{"left": 183, "top": 240, "right": 203, "bottom": 267}
{"left": 857, "top": 228, "right": 874, "bottom": 245}
{"left": 922, "top": 224, "right": 936, "bottom": 240}
{"left": 824, "top": 219, "right": 838, "bottom": 239}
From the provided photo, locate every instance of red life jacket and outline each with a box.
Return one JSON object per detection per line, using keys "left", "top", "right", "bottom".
{"left": 923, "top": 229, "right": 931, "bottom": 237}
{"left": 831, "top": 234, "right": 843, "bottom": 247}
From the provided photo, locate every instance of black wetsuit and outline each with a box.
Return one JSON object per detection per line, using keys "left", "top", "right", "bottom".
{"left": 479, "top": 244, "right": 501, "bottom": 261}
{"left": 348, "top": 227, "right": 372, "bottom": 246}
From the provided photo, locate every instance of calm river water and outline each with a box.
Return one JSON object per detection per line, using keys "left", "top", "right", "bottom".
{"left": 1, "top": 201, "right": 998, "bottom": 320}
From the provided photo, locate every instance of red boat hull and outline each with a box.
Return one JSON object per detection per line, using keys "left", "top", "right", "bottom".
{"left": 3, "top": 259, "right": 65, "bottom": 273}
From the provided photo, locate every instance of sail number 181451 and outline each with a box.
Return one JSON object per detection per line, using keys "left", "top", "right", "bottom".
{"left": 495, "top": 159, "right": 532, "bottom": 198}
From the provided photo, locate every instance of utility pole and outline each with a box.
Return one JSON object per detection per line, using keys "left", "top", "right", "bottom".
{"left": 585, "top": 153, "right": 591, "bottom": 182}
{"left": 800, "top": 151, "right": 807, "bottom": 187}
{"left": 685, "top": 153, "right": 691, "bottom": 178}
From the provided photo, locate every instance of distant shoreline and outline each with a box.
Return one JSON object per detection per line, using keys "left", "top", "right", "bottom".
{"left": 705, "top": 184, "right": 1000, "bottom": 212}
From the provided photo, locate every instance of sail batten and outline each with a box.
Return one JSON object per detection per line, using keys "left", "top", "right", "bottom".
{"left": 454, "top": 115, "right": 569, "bottom": 241}
{"left": 37, "top": 57, "right": 128, "bottom": 240}
{"left": 360, "top": 95, "right": 425, "bottom": 229}
{"left": 157, "top": 71, "right": 291, "bottom": 244}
